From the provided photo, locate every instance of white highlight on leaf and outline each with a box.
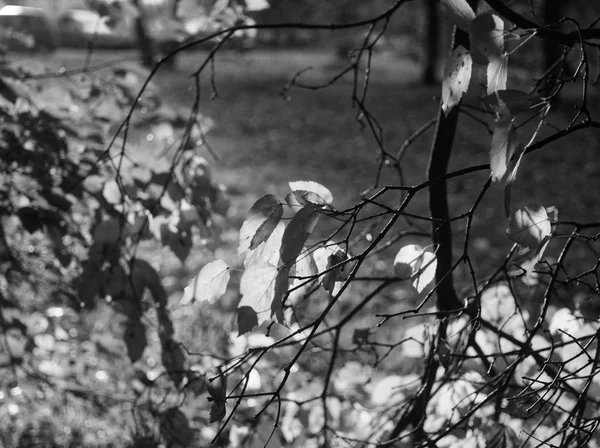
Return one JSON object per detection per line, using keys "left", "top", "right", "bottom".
{"left": 442, "top": 46, "right": 472, "bottom": 116}
{"left": 470, "top": 13, "right": 504, "bottom": 64}
{"left": 238, "top": 194, "right": 282, "bottom": 257}
{"left": 181, "top": 259, "right": 230, "bottom": 305}
{"left": 238, "top": 263, "right": 278, "bottom": 326}
{"left": 393, "top": 244, "right": 437, "bottom": 293}
{"left": 490, "top": 118, "right": 517, "bottom": 182}
{"left": 487, "top": 53, "right": 508, "bottom": 95}
{"left": 289, "top": 180, "right": 333, "bottom": 205}
{"left": 441, "top": 0, "right": 476, "bottom": 31}
{"left": 506, "top": 205, "right": 552, "bottom": 250}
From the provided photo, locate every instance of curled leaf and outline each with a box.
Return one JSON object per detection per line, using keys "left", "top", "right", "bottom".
{"left": 289, "top": 180, "right": 333, "bottom": 205}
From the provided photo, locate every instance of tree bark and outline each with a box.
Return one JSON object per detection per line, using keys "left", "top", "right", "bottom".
{"left": 132, "top": 0, "right": 156, "bottom": 69}
{"left": 422, "top": 0, "right": 439, "bottom": 84}
{"left": 542, "top": 0, "right": 564, "bottom": 74}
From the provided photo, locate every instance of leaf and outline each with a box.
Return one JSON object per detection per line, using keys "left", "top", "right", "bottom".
{"left": 93, "top": 218, "right": 122, "bottom": 244}
{"left": 124, "top": 319, "right": 147, "bottom": 363}
{"left": 251, "top": 204, "right": 283, "bottom": 251}
{"left": 441, "top": 0, "right": 476, "bottom": 31}
{"left": 490, "top": 119, "right": 518, "bottom": 182}
{"left": 238, "top": 263, "right": 278, "bottom": 326}
{"left": 237, "top": 306, "right": 259, "bottom": 336}
{"left": 161, "top": 337, "right": 187, "bottom": 387}
{"left": 313, "top": 244, "right": 349, "bottom": 293}
{"left": 441, "top": 46, "right": 472, "bottom": 116}
{"left": 239, "top": 195, "right": 283, "bottom": 256}
{"left": 103, "top": 179, "right": 123, "bottom": 205}
{"left": 393, "top": 244, "right": 437, "bottom": 293}
{"left": 160, "top": 408, "right": 194, "bottom": 447}
{"left": 181, "top": 260, "right": 230, "bottom": 305}
{"left": 487, "top": 53, "right": 508, "bottom": 95}
{"left": 484, "top": 422, "right": 519, "bottom": 448}
{"left": 244, "top": 221, "right": 285, "bottom": 268}
{"left": 186, "top": 370, "right": 206, "bottom": 396}
{"left": 272, "top": 266, "right": 290, "bottom": 323}
{"left": 130, "top": 258, "right": 167, "bottom": 305}
{"left": 503, "top": 142, "right": 527, "bottom": 216}
{"left": 280, "top": 205, "right": 319, "bottom": 264}
{"left": 17, "top": 207, "right": 43, "bottom": 233}
{"left": 206, "top": 366, "right": 227, "bottom": 404}
{"left": 289, "top": 180, "right": 333, "bottom": 205}
{"left": 485, "top": 89, "right": 533, "bottom": 119}
{"left": 506, "top": 205, "right": 554, "bottom": 250}
{"left": 470, "top": 13, "right": 504, "bottom": 64}
{"left": 83, "top": 175, "right": 105, "bottom": 194}
{"left": 209, "top": 402, "right": 226, "bottom": 423}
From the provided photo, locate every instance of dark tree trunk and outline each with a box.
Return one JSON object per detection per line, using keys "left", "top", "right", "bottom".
{"left": 542, "top": 0, "right": 563, "bottom": 74}
{"left": 132, "top": 0, "right": 156, "bottom": 69}
{"left": 422, "top": 0, "right": 439, "bottom": 85}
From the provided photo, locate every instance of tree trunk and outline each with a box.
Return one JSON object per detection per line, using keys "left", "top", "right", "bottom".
{"left": 542, "top": 0, "right": 564, "bottom": 74}
{"left": 132, "top": 0, "right": 156, "bottom": 69}
{"left": 422, "top": 0, "right": 439, "bottom": 84}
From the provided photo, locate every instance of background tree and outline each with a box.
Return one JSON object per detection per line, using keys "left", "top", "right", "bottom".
{"left": 1, "top": 0, "right": 600, "bottom": 446}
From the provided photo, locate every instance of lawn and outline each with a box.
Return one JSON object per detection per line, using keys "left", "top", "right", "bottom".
{"left": 4, "top": 46, "right": 600, "bottom": 446}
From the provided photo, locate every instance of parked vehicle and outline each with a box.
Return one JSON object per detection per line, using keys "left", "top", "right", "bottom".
{"left": 56, "top": 9, "right": 133, "bottom": 49}
{"left": 56, "top": 9, "right": 188, "bottom": 52}
{"left": 0, "top": 5, "right": 56, "bottom": 53}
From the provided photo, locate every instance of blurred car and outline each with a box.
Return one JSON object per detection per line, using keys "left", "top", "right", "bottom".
{"left": 0, "top": 5, "right": 56, "bottom": 53}
{"left": 57, "top": 9, "right": 188, "bottom": 52}
{"left": 183, "top": 15, "right": 257, "bottom": 50}
{"left": 57, "top": 9, "right": 134, "bottom": 49}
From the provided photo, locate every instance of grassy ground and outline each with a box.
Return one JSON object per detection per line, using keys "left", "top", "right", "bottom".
{"left": 5, "top": 47, "right": 600, "bottom": 445}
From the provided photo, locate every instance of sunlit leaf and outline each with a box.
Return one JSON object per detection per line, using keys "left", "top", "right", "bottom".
{"left": 442, "top": 45, "right": 472, "bottom": 116}
{"left": 238, "top": 263, "right": 278, "bottom": 326}
{"left": 289, "top": 180, "right": 333, "bottom": 205}
{"left": 506, "top": 205, "right": 553, "bottom": 250}
{"left": 470, "top": 13, "right": 504, "bottom": 64}
{"left": 371, "top": 374, "right": 419, "bottom": 407}
{"left": 487, "top": 53, "right": 508, "bottom": 95}
{"left": 124, "top": 319, "right": 146, "bottom": 363}
{"left": 441, "top": 0, "right": 476, "bottom": 31}
{"left": 244, "top": 221, "right": 285, "bottom": 268}
{"left": 393, "top": 244, "right": 437, "bottom": 293}
{"left": 239, "top": 194, "right": 283, "bottom": 256}
{"left": 102, "top": 179, "right": 123, "bottom": 205}
{"left": 180, "top": 260, "right": 230, "bottom": 305}
{"left": 490, "top": 119, "right": 518, "bottom": 182}
{"left": 313, "top": 243, "right": 350, "bottom": 293}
